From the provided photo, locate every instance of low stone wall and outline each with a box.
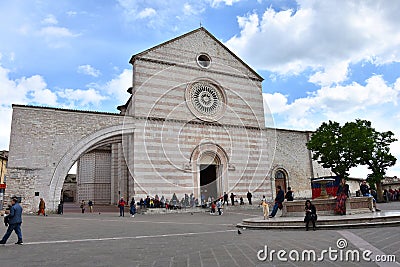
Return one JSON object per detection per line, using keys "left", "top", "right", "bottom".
{"left": 282, "top": 197, "right": 373, "bottom": 217}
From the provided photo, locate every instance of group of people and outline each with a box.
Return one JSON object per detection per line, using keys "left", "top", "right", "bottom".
{"left": 383, "top": 188, "right": 400, "bottom": 202}
{"left": 258, "top": 185, "right": 316, "bottom": 230}
{"left": 117, "top": 197, "right": 137, "bottom": 217}
{"left": 79, "top": 200, "right": 94, "bottom": 214}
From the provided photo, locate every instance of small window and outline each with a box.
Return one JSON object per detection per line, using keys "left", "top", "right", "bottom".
{"left": 275, "top": 170, "right": 286, "bottom": 179}
{"left": 197, "top": 54, "right": 211, "bottom": 68}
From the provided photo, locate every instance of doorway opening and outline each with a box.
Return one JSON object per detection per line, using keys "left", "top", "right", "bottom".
{"left": 275, "top": 170, "right": 287, "bottom": 194}
{"left": 200, "top": 164, "right": 218, "bottom": 201}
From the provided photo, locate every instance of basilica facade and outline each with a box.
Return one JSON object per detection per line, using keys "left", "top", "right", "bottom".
{"left": 5, "top": 28, "right": 330, "bottom": 212}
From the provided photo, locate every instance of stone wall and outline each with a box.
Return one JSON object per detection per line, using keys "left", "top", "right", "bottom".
{"left": 4, "top": 168, "right": 37, "bottom": 213}
{"left": 267, "top": 128, "right": 331, "bottom": 200}
{"left": 6, "top": 105, "right": 127, "bottom": 212}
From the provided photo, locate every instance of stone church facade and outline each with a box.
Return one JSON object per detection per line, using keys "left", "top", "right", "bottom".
{"left": 5, "top": 28, "right": 330, "bottom": 212}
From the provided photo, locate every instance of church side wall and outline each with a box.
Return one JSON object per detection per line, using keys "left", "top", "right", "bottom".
{"left": 267, "top": 129, "right": 331, "bottom": 199}
{"left": 7, "top": 106, "right": 125, "bottom": 212}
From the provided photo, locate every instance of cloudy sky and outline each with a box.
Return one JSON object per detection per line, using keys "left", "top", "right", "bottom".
{"left": 1, "top": 0, "right": 399, "bottom": 177}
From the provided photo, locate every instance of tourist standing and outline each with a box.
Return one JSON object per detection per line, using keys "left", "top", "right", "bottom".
{"left": 223, "top": 192, "right": 229, "bottom": 205}
{"left": 210, "top": 201, "right": 216, "bottom": 214}
{"left": 304, "top": 200, "right": 317, "bottom": 231}
{"left": 230, "top": 193, "right": 236, "bottom": 205}
{"left": 118, "top": 197, "right": 126, "bottom": 217}
{"left": 80, "top": 200, "right": 86, "bottom": 214}
{"left": 58, "top": 199, "right": 64, "bottom": 215}
{"left": 129, "top": 198, "right": 136, "bottom": 218}
{"left": 88, "top": 200, "right": 94, "bottom": 213}
{"left": 269, "top": 186, "right": 284, "bottom": 218}
{"left": 216, "top": 199, "right": 222, "bottom": 215}
{"left": 285, "top": 187, "right": 294, "bottom": 201}
{"left": 247, "top": 191, "right": 252, "bottom": 205}
{"left": 0, "top": 197, "right": 23, "bottom": 245}
{"left": 260, "top": 196, "right": 269, "bottom": 220}
{"left": 335, "top": 178, "right": 349, "bottom": 215}
{"left": 38, "top": 198, "right": 46, "bottom": 216}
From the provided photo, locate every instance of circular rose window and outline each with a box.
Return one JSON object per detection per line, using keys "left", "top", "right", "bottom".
{"left": 185, "top": 81, "right": 226, "bottom": 121}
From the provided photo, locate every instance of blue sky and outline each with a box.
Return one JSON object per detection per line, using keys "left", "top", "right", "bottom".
{"left": 1, "top": 0, "right": 399, "bottom": 177}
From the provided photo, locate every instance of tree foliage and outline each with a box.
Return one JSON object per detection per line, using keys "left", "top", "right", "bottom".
{"left": 307, "top": 119, "right": 397, "bottom": 193}
{"left": 364, "top": 130, "right": 397, "bottom": 201}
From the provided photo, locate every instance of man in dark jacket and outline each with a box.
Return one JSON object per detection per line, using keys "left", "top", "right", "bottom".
{"left": 247, "top": 191, "right": 252, "bottom": 205}
{"left": 0, "top": 197, "right": 23, "bottom": 245}
{"left": 269, "top": 186, "right": 285, "bottom": 218}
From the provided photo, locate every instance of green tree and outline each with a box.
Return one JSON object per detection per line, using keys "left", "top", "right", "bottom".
{"left": 364, "top": 130, "right": 397, "bottom": 202}
{"left": 307, "top": 119, "right": 397, "bottom": 202}
{"left": 306, "top": 120, "right": 373, "bottom": 179}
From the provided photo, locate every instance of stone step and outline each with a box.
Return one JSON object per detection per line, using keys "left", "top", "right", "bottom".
{"left": 237, "top": 220, "right": 400, "bottom": 230}
{"left": 238, "top": 210, "right": 400, "bottom": 229}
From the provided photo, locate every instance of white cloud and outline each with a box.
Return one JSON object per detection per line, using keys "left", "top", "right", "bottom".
{"left": 183, "top": 3, "right": 196, "bottom": 16}
{"left": 264, "top": 75, "right": 400, "bottom": 177}
{"left": 137, "top": 8, "right": 156, "bottom": 19}
{"left": 226, "top": 1, "right": 400, "bottom": 85}
{"left": 263, "top": 92, "right": 288, "bottom": 114}
{"left": 103, "top": 69, "right": 132, "bottom": 103}
{"left": 57, "top": 88, "right": 107, "bottom": 107}
{"left": 0, "top": 64, "right": 59, "bottom": 150}
{"left": 0, "top": 65, "right": 58, "bottom": 107}
{"left": 116, "top": 0, "right": 206, "bottom": 29}
{"left": 266, "top": 75, "right": 399, "bottom": 128}
{"left": 208, "top": 0, "right": 242, "bottom": 8}
{"left": 39, "top": 26, "right": 79, "bottom": 38}
{"left": 66, "top": 11, "right": 78, "bottom": 17}
{"left": 41, "top": 14, "right": 58, "bottom": 25}
{"left": 78, "top": 65, "right": 101, "bottom": 77}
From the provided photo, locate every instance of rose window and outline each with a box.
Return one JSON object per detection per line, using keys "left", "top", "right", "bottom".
{"left": 186, "top": 81, "right": 226, "bottom": 121}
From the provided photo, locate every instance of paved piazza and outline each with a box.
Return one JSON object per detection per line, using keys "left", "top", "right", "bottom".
{"left": 0, "top": 203, "right": 399, "bottom": 267}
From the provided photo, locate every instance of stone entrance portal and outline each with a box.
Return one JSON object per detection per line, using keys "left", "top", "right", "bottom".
{"left": 200, "top": 164, "right": 218, "bottom": 200}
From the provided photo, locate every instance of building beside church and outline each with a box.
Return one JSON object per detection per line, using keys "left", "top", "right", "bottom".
{"left": 5, "top": 28, "right": 330, "bottom": 212}
{"left": 0, "top": 150, "right": 8, "bottom": 209}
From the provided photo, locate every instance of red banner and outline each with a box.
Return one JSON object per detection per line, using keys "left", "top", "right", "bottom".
{"left": 0, "top": 184, "right": 6, "bottom": 189}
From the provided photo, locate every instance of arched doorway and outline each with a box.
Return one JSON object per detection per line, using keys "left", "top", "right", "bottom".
{"left": 49, "top": 124, "right": 135, "bottom": 210}
{"left": 199, "top": 152, "right": 221, "bottom": 201}
{"left": 274, "top": 169, "right": 287, "bottom": 194}
{"left": 190, "top": 142, "right": 229, "bottom": 201}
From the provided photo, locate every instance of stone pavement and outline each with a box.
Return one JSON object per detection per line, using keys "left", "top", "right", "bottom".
{"left": 0, "top": 202, "right": 398, "bottom": 267}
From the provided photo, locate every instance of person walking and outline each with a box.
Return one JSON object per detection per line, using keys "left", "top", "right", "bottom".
{"left": 38, "top": 198, "right": 46, "bottom": 216}
{"left": 269, "top": 185, "right": 284, "bottom": 218}
{"left": 80, "top": 200, "right": 86, "bottom": 214}
{"left": 0, "top": 197, "right": 23, "bottom": 245}
{"left": 129, "top": 198, "right": 136, "bottom": 218}
{"left": 118, "top": 197, "right": 126, "bottom": 217}
{"left": 88, "top": 200, "right": 94, "bottom": 213}
{"left": 247, "top": 191, "right": 252, "bottom": 205}
{"left": 223, "top": 192, "right": 229, "bottom": 206}
{"left": 304, "top": 200, "right": 317, "bottom": 231}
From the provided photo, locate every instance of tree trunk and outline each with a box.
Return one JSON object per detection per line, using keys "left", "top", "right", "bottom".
{"left": 376, "top": 182, "right": 384, "bottom": 202}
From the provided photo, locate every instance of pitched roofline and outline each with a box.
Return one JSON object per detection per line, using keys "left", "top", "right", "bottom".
{"left": 129, "top": 27, "right": 264, "bottom": 81}
{"left": 12, "top": 104, "right": 123, "bottom": 116}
